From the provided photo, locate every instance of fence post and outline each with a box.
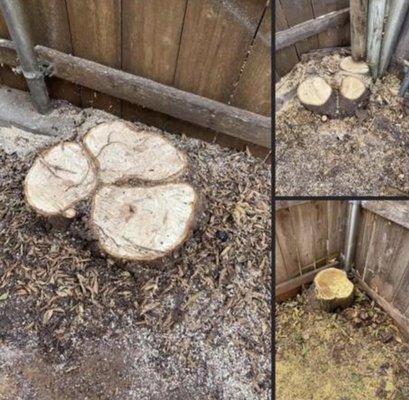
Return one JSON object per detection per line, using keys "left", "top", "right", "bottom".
{"left": 0, "top": 0, "right": 50, "bottom": 113}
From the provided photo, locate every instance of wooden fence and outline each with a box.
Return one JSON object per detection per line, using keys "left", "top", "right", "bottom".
{"left": 0, "top": 0, "right": 271, "bottom": 155}
{"left": 275, "top": 200, "right": 347, "bottom": 298}
{"left": 355, "top": 201, "right": 409, "bottom": 334}
{"left": 275, "top": 0, "right": 350, "bottom": 78}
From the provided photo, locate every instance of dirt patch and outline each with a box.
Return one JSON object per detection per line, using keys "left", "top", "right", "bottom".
{"left": 276, "top": 53, "right": 409, "bottom": 196}
{"left": 276, "top": 286, "right": 409, "bottom": 399}
{"left": 0, "top": 121, "right": 271, "bottom": 399}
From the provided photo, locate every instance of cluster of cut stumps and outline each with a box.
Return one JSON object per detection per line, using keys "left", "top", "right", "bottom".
{"left": 297, "top": 56, "right": 370, "bottom": 118}
{"left": 24, "top": 121, "right": 201, "bottom": 262}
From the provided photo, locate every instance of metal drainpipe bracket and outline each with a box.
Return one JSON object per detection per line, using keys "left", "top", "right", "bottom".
{"left": 11, "top": 61, "right": 53, "bottom": 79}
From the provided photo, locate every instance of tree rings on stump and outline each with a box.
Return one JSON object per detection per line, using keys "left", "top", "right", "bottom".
{"left": 297, "top": 76, "right": 337, "bottom": 118}
{"left": 91, "top": 183, "right": 199, "bottom": 261}
{"left": 340, "top": 56, "right": 369, "bottom": 75}
{"left": 83, "top": 121, "right": 187, "bottom": 184}
{"left": 313, "top": 268, "right": 354, "bottom": 312}
{"left": 24, "top": 142, "right": 97, "bottom": 218}
{"left": 339, "top": 76, "right": 369, "bottom": 117}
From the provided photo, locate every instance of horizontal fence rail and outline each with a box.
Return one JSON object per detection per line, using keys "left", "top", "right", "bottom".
{"left": 0, "top": 39, "right": 271, "bottom": 148}
{"left": 275, "top": 7, "right": 350, "bottom": 51}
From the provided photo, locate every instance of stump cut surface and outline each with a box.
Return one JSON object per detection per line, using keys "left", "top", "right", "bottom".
{"left": 91, "top": 183, "right": 198, "bottom": 261}
{"left": 340, "top": 76, "right": 367, "bottom": 100}
{"left": 340, "top": 56, "right": 369, "bottom": 75}
{"left": 83, "top": 121, "right": 187, "bottom": 184}
{"left": 297, "top": 76, "right": 332, "bottom": 106}
{"left": 24, "top": 142, "right": 97, "bottom": 217}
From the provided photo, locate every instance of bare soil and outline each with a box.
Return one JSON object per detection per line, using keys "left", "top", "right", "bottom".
{"left": 276, "top": 286, "right": 409, "bottom": 399}
{"left": 276, "top": 53, "right": 409, "bottom": 196}
{"left": 0, "top": 118, "right": 271, "bottom": 399}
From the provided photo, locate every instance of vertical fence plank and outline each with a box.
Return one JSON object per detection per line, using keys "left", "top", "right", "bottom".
{"left": 355, "top": 209, "right": 375, "bottom": 276}
{"left": 279, "top": 0, "right": 319, "bottom": 57}
{"left": 362, "top": 217, "right": 395, "bottom": 289}
{"left": 367, "top": 0, "right": 387, "bottom": 79}
{"left": 275, "top": 0, "right": 299, "bottom": 77}
{"left": 21, "top": 0, "right": 81, "bottom": 106}
{"left": 378, "top": 0, "right": 409, "bottom": 76}
{"left": 66, "top": 0, "right": 121, "bottom": 115}
{"left": 378, "top": 227, "right": 407, "bottom": 302}
{"left": 230, "top": 2, "right": 271, "bottom": 116}
{"left": 276, "top": 208, "right": 302, "bottom": 280}
{"left": 174, "top": 0, "right": 266, "bottom": 102}
{"left": 311, "top": 0, "right": 350, "bottom": 48}
{"left": 350, "top": 0, "right": 368, "bottom": 60}
{"left": 391, "top": 262, "right": 409, "bottom": 315}
{"left": 395, "top": 12, "right": 409, "bottom": 62}
{"left": 312, "top": 201, "right": 329, "bottom": 266}
{"left": 327, "top": 200, "right": 347, "bottom": 258}
{"left": 288, "top": 203, "right": 316, "bottom": 271}
{"left": 121, "top": 0, "right": 187, "bottom": 127}
{"left": 276, "top": 237, "right": 289, "bottom": 284}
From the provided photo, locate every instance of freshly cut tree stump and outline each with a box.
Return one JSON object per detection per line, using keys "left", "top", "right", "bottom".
{"left": 340, "top": 56, "right": 370, "bottom": 75}
{"left": 313, "top": 268, "right": 354, "bottom": 312}
{"left": 24, "top": 142, "right": 97, "bottom": 218}
{"left": 297, "top": 76, "right": 337, "bottom": 118}
{"left": 339, "top": 76, "right": 369, "bottom": 116}
{"left": 83, "top": 121, "right": 187, "bottom": 184}
{"left": 25, "top": 120, "right": 200, "bottom": 264}
{"left": 91, "top": 183, "right": 199, "bottom": 261}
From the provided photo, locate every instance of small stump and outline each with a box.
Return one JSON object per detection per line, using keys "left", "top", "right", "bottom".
{"left": 313, "top": 268, "right": 354, "bottom": 312}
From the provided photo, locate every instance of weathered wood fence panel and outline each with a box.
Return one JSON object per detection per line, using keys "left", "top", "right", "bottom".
{"left": 275, "top": 0, "right": 350, "bottom": 77}
{"left": 355, "top": 201, "right": 409, "bottom": 333}
{"left": 275, "top": 200, "right": 347, "bottom": 297}
{"left": 0, "top": 0, "right": 271, "bottom": 154}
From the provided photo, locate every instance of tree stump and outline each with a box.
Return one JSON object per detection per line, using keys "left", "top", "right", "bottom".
{"left": 91, "top": 184, "right": 199, "bottom": 261}
{"left": 297, "top": 76, "right": 337, "bottom": 118}
{"left": 24, "top": 142, "right": 98, "bottom": 218}
{"left": 298, "top": 74, "right": 368, "bottom": 118}
{"left": 83, "top": 121, "right": 187, "bottom": 184}
{"left": 340, "top": 56, "right": 370, "bottom": 75}
{"left": 24, "top": 121, "right": 200, "bottom": 263}
{"left": 339, "top": 76, "right": 369, "bottom": 116}
{"left": 313, "top": 268, "right": 354, "bottom": 312}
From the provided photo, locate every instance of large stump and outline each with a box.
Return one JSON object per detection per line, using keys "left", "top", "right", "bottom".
{"left": 313, "top": 268, "right": 354, "bottom": 312}
{"left": 24, "top": 121, "right": 200, "bottom": 264}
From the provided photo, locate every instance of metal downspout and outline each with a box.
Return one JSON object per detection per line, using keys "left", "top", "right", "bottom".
{"left": 0, "top": 0, "right": 50, "bottom": 113}
{"left": 343, "top": 200, "right": 361, "bottom": 273}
